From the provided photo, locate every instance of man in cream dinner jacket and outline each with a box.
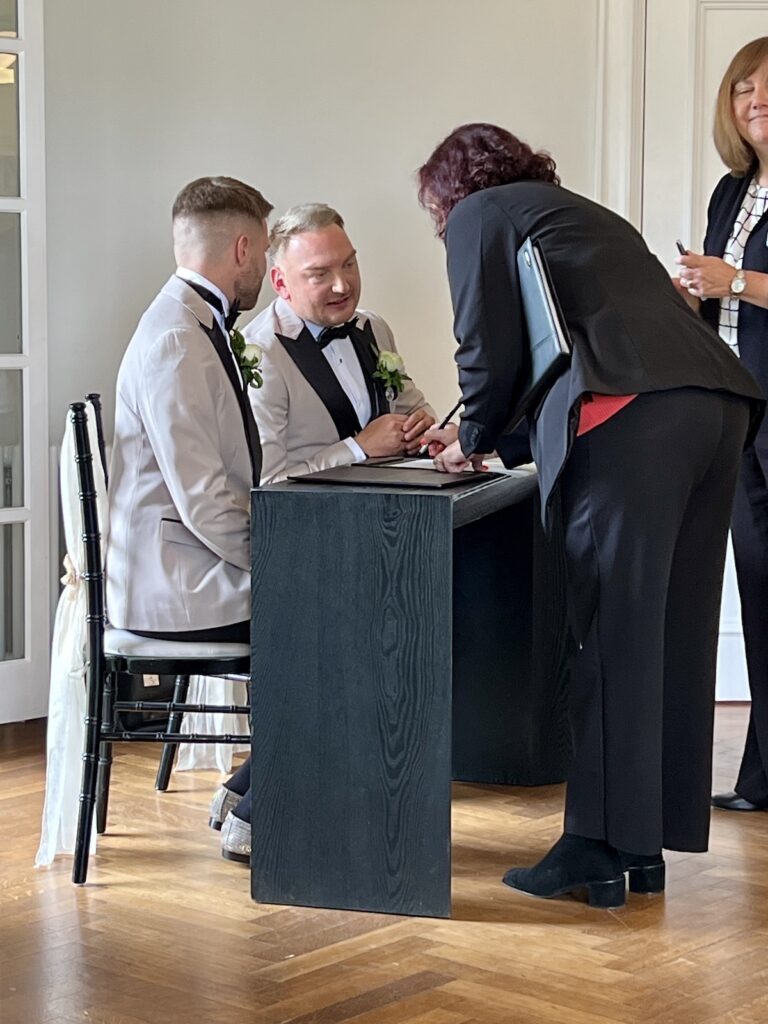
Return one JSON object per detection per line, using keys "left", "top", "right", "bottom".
{"left": 243, "top": 204, "right": 435, "bottom": 484}
{"left": 106, "top": 176, "right": 272, "bottom": 642}
{"left": 206, "top": 204, "right": 436, "bottom": 865}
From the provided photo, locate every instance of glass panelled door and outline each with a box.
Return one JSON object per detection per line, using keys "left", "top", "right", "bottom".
{"left": 0, "top": 0, "right": 49, "bottom": 721}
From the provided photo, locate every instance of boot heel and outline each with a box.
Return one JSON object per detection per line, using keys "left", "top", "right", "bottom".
{"left": 586, "top": 877, "right": 626, "bottom": 909}
{"left": 627, "top": 862, "right": 665, "bottom": 894}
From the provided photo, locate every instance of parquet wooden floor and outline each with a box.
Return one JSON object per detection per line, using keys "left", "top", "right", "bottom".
{"left": 1, "top": 706, "right": 766, "bottom": 1024}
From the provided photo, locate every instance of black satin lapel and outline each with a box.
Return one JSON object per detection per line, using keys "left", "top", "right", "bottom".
{"left": 199, "top": 321, "right": 262, "bottom": 485}
{"left": 276, "top": 327, "right": 362, "bottom": 438}
{"left": 349, "top": 320, "right": 386, "bottom": 418}
{"left": 201, "top": 319, "right": 244, "bottom": 396}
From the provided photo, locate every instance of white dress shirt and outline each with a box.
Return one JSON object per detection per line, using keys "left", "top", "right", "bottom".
{"left": 304, "top": 320, "right": 370, "bottom": 462}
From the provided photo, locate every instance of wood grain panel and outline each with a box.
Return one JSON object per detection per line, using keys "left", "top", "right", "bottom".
{"left": 248, "top": 476, "right": 568, "bottom": 916}
{"left": 250, "top": 489, "right": 454, "bottom": 916}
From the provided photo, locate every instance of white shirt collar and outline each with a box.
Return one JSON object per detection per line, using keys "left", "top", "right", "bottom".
{"left": 176, "top": 267, "right": 231, "bottom": 316}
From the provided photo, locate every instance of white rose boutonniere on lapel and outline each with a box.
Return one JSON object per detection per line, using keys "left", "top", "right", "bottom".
{"left": 373, "top": 350, "right": 410, "bottom": 410}
{"left": 230, "top": 327, "right": 264, "bottom": 389}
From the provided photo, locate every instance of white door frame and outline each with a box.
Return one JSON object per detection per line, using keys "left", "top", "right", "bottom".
{"left": 642, "top": 0, "right": 768, "bottom": 700}
{"left": 597, "top": 0, "right": 765, "bottom": 701}
{"left": 592, "top": 0, "right": 647, "bottom": 227}
{"left": 0, "top": 0, "right": 49, "bottom": 722}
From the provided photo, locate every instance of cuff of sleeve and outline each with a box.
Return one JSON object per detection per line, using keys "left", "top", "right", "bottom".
{"left": 344, "top": 437, "right": 366, "bottom": 462}
{"left": 458, "top": 419, "right": 493, "bottom": 457}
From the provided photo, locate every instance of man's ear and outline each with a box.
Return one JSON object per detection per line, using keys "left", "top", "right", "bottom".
{"left": 271, "top": 264, "right": 289, "bottom": 299}
{"left": 234, "top": 233, "right": 249, "bottom": 266}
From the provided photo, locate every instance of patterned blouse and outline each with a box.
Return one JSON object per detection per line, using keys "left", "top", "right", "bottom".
{"left": 718, "top": 177, "right": 768, "bottom": 356}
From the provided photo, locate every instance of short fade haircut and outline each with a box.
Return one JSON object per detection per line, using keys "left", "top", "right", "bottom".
{"left": 172, "top": 176, "right": 273, "bottom": 224}
{"left": 714, "top": 37, "right": 768, "bottom": 176}
{"left": 269, "top": 203, "right": 345, "bottom": 261}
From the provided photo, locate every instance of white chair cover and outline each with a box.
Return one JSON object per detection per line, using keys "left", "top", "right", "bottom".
{"left": 36, "top": 406, "right": 107, "bottom": 866}
{"left": 35, "top": 408, "right": 249, "bottom": 866}
{"left": 175, "top": 675, "right": 249, "bottom": 772}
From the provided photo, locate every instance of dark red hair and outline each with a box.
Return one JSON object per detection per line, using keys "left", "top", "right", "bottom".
{"left": 417, "top": 123, "right": 560, "bottom": 237}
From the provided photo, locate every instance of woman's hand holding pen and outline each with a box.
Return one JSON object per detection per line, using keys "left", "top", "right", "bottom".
{"left": 420, "top": 422, "right": 459, "bottom": 457}
{"left": 420, "top": 423, "right": 488, "bottom": 473}
{"left": 416, "top": 398, "right": 463, "bottom": 457}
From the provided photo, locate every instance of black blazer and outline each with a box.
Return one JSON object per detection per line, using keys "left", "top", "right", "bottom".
{"left": 445, "top": 181, "right": 764, "bottom": 521}
{"left": 702, "top": 171, "right": 768, "bottom": 396}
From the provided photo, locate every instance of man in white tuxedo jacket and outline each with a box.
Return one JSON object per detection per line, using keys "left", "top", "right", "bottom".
{"left": 105, "top": 176, "right": 272, "bottom": 642}
{"left": 207, "top": 205, "right": 436, "bottom": 864}
{"left": 243, "top": 204, "right": 435, "bottom": 484}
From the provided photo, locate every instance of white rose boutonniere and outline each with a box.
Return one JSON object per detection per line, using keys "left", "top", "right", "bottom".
{"left": 373, "top": 350, "right": 410, "bottom": 408}
{"left": 229, "top": 327, "right": 263, "bottom": 389}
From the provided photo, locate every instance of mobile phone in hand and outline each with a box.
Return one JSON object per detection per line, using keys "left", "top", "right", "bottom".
{"left": 675, "top": 240, "right": 688, "bottom": 256}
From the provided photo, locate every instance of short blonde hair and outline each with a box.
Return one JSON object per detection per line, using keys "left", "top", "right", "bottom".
{"left": 713, "top": 37, "right": 768, "bottom": 175}
{"left": 269, "top": 203, "right": 345, "bottom": 261}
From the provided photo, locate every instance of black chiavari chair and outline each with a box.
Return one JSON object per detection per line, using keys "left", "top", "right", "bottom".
{"left": 70, "top": 400, "right": 251, "bottom": 884}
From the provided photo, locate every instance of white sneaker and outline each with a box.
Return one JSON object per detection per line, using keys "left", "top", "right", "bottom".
{"left": 208, "top": 786, "right": 241, "bottom": 831}
{"left": 220, "top": 811, "right": 251, "bottom": 863}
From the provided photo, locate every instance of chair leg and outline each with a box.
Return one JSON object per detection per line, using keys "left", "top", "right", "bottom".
{"left": 95, "top": 665, "right": 115, "bottom": 834}
{"left": 95, "top": 742, "right": 113, "bottom": 834}
{"left": 155, "top": 674, "right": 189, "bottom": 791}
{"left": 73, "top": 667, "right": 106, "bottom": 885}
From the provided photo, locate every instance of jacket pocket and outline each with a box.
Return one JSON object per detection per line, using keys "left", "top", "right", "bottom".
{"left": 159, "top": 518, "right": 206, "bottom": 549}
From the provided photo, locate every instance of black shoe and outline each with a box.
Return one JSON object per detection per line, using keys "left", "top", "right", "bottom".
{"left": 617, "top": 850, "right": 665, "bottom": 894}
{"left": 502, "top": 834, "right": 626, "bottom": 909}
{"left": 711, "top": 791, "right": 768, "bottom": 812}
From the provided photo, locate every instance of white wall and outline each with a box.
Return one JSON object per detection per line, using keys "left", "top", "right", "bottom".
{"left": 43, "top": 0, "right": 600, "bottom": 443}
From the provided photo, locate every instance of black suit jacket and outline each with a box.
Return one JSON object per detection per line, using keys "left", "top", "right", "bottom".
{"left": 702, "top": 170, "right": 768, "bottom": 405}
{"left": 444, "top": 181, "right": 764, "bottom": 522}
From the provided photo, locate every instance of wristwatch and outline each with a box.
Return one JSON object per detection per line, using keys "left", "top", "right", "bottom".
{"left": 730, "top": 269, "right": 747, "bottom": 295}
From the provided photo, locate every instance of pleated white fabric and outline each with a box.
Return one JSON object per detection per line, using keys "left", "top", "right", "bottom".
{"left": 35, "top": 408, "right": 248, "bottom": 866}
{"left": 175, "top": 675, "right": 249, "bottom": 773}
{"left": 36, "top": 406, "right": 107, "bottom": 867}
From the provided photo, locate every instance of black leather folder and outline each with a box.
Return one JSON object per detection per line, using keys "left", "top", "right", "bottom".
{"left": 506, "top": 236, "right": 572, "bottom": 430}
{"left": 287, "top": 465, "right": 499, "bottom": 488}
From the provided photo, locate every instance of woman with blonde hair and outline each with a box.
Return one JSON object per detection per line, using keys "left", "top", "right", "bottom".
{"left": 677, "top": 37, "right": 768, "bottom": 813}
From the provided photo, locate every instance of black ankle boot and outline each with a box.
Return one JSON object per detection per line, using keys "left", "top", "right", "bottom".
{"left": 502, "top": 834, "right": 626, "bottom": 909}
{"left": 616, "top": 850, "right": 665, "bottom": 894}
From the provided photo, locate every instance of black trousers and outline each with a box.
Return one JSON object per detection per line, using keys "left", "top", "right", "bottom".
{"left": 224, "top": 756, "right": 252, "bottom": 823}
{"left": 559, "top": 388, "right": 749, "bottom": 855}
{"left": 132, "top": 620, "right": 250, "bottom": 643}
{"left": 731, "top": 444, "right": 768, "bottom": 805}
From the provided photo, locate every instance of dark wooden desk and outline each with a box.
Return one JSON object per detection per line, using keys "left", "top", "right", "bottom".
{"left": 249, "top": 469, "right": 570, "bottom": 917}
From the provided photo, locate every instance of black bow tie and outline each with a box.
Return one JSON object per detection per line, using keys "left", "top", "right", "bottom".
{"left": 316, "top": 318, "right": 358, "bottom": 349}
{"left": 181, "top": 277, "right": 240, "bottom": 333}
{"left": 224, "top": 301, "right": 241, "bottom": 333}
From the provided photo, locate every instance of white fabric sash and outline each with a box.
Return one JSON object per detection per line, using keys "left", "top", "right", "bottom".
{"left": 35, "top": 405, "right": 249, "bottom": 865}
{"left": 36, "top": 406, "right": 107, "bottom": 867}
